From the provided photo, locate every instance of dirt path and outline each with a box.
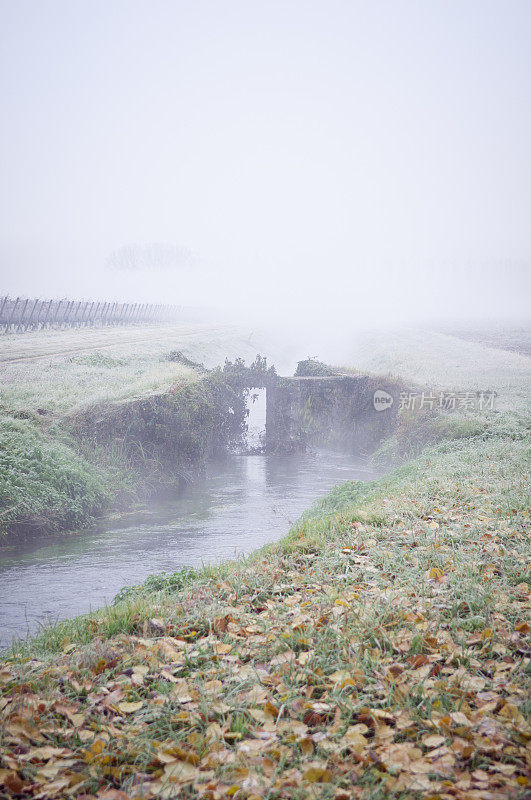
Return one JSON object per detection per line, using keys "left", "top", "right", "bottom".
{"left": 0, "top": 324, "right": 240, "bottom": 364}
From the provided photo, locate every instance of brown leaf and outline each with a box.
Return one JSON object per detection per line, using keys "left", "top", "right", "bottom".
{"left": 163, "top": 760, "right": 200, "bottom": 783}
{"left": 4, "top": 773, "right": 25, "bottom": 794}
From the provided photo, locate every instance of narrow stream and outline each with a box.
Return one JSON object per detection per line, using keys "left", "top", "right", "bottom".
{"left": 0, "top": 451, "right": 374, "bottom": 649}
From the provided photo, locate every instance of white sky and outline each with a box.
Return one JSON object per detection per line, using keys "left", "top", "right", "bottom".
{"left": 0, "top": 0, "right": 530, "bottom": 322}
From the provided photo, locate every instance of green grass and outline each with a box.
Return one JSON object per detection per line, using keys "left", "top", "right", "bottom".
{"left": 0, "top": 323, "right": 264, "bottom": 536}
{"left": 372, "top": 406, "right": 531, "bottom": 468}
{"left": 8, "top": 406, "right": 529, "bottom": 658}
{"left": 2, "top": 410, "right": 528, "bottom": 797}
{"left": 0, "top": 414, "right": 119, "bottom": 534}
{"left": 1, "top": 329, "right": 529, "bottom": 798}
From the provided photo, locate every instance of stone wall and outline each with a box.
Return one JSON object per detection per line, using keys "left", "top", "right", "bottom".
{"left": 266, "top": 375, "right": 400, "bottom": 454}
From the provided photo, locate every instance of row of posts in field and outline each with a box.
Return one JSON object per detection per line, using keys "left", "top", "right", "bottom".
{"left": 0, "top": 296, "right": 182, "bottom": 332}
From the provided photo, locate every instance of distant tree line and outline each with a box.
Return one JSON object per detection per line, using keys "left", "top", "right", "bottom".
{"left": 106, "top": 242, "right": 195, "bottom": 271}
{"left": 0, "top": 296, "right": 183, "bottom": 332}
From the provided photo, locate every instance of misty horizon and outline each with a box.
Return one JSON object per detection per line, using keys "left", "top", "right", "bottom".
{"left": 1, "top": 1, "right": 530, "bottom": 324}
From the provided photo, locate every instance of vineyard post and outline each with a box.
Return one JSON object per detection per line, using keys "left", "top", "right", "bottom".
{"left": 70, "top": 300, "right": 79, "bottom": 327}
{"left": 52, "top": 299, "right": 63, "bottom": 326}
{"left": 61, "top": 300, "right": 67, "bottom": 327}
{"left": 79, "top": 301, "right": 90, "bottom": 326}
{"left": 65, "top": 300, "right": 75, "bottom": 327}
{"left": 41, "top": 299, "right": 53, "bottom": 328}
{"left": 26, "top": 298, "right": 39, "bottom": 329}
{"left": 18, "top": 298, "right": 30, "bottom": 330}
{"left": 8, "top": 297, "right": 21, "bottom": 329}
{"left": 77, "top": 301, "right": 85, "bottom": 326}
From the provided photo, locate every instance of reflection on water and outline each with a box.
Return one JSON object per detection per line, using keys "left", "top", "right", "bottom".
{"left": 0, "top": 451, "right": 374, "bottom": 648}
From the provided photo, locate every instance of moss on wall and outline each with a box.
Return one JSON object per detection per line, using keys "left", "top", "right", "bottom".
{"left": 266, "top": 375, "right": 402, "bottom": 454}
{"left": 70, "top": 370, "right": 248, "bottom": 483}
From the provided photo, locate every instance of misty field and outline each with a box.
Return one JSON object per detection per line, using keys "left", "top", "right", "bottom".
{"left": 0, "top": 323, "right": 264, "bottom": 536}
{"left": 2, "top": 0, "right": 530, "bottom": 796}
{"left": 345, "top": 328, "right": 531, "bottom": 410}
{"left": 1, "top": 392, "right": 529, "bottom": 799}
{"left": 0, "top": 322, "right": 261, "bottom": 413}
{"left": 1, "top": 326, "right": 530, "bottom": 799}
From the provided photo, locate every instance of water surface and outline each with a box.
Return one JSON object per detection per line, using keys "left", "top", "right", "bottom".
{"left": 0, "top": 451, "right": 373, "bottom": 648}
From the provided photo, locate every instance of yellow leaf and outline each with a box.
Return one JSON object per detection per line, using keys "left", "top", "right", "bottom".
{"left": 422, "top": 734, "right": 445, "bottom": 748}
{"left": 212, "top": 642, "right": 233, "bottom": 655}
{"left": 118, "top": 701, "right": 144, "bottom": 714}
{"left": 342, "top": 728, "right": 368, "bottom": 752}
{"left": 163, "top": 760, "right": 199, "bottom": 783}
{"left": 303, "top": 763, "right": 332, "bottom": 782}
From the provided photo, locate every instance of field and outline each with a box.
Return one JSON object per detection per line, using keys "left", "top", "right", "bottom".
{"left": 0, "top": 322, "right": 265, "bottom": 535}
{"left": 343, "top": 328, "right": 531, "bottom": 410}
{"left": 0, "top": 326, "right": 529, "bottom": 799}
{"left": 0, "top": 323, "right": 262, "bottom": 414}
{"left": 1, "top": 402, "right": 529, "bottom": 799}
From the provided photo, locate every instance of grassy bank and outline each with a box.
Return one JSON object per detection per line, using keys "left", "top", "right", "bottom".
{"left": 0, "top": 323, "right": 261, "bottom": 537}
{"left": 1, "top": 406, "right": 529, "bottom": 798}
{"left": 344, "top": 328, "right": 531, "bottom": 411}
{"left": 1, "top": 328, "right": 529, "bottom": 797}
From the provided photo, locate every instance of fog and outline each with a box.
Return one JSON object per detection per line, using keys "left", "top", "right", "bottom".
{"left": 1, "top": 0, "right": 530, "bottom": 327}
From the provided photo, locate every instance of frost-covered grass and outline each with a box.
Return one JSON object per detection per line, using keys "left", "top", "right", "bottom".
{"left": 1, "top": 328, "right": 529, "bottom": 797}
{"left": 344, "top": 328, "right": 531, "bottom": 409}
{"left": 8, "top": 411, "right": 529, "bottom": 655}
{"left": 0, "top": 323, "right": 262, "bottom": 535}
{"left": 0, "top": 322, "right": 260, "bottom": 415}
{"left": 0, "top": 415, "right": 119, "bottom": 532}
{"left": 2, "top": 416, "right": 529, "bottom": 799}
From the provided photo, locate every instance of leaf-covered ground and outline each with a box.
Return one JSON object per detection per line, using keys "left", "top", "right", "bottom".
{"left": 1, "top": 429, "right": 529, "bottom": 799}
